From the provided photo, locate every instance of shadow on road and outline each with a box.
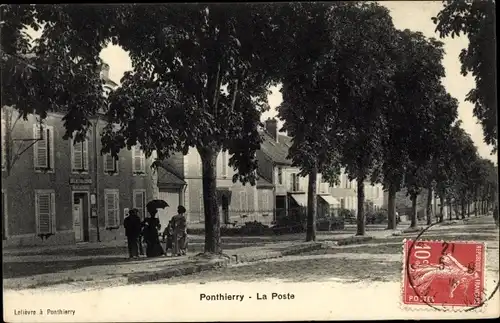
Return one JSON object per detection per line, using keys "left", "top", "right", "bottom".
{"left": 157, "top": 258, "right": 401, "bottom": 285}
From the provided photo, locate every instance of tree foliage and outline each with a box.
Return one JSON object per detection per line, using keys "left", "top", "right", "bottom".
{"left": 433, "top": 0, "right": 497, "bottom": 151}
{"left": 278, "top": 2, "right": 399, "bottom": 237}
{"left": 1, "top": 4, "right": 290, "bottom": 253}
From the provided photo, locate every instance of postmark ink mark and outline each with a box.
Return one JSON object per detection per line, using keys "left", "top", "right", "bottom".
{"left": 402, "top": 221, "right": 498, "bottom": 312}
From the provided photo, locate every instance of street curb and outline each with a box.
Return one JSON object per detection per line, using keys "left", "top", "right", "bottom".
{"left": 126, "top": 235, "right": 378, "bottom": 285}
{"left": 334, "top": 236, "right": 373, "bottom": 246}
{"left": 126, "top": 242, "right": 325, "bottom": 284}
{"left": 391, "top": 227, "right": 423, "bottom": 236}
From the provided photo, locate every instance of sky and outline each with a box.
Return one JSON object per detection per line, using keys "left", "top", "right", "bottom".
{"left": 57, "top": 1, "right": 496, "bottom": 163}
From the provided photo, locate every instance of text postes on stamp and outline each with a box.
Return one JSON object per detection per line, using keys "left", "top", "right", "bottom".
{"left": 403, "top": 240, "right": 485, "bottom": 309}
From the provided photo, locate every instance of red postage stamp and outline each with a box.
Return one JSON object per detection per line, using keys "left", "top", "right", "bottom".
{"left": 402, "top": 239, "right": 486, "bottom": 309}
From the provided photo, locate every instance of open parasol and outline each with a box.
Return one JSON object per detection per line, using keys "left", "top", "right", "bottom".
{"left": 146, "top": 199, "right": 169, "bottom": 210}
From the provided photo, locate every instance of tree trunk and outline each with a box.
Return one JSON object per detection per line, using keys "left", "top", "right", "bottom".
{"left": 356, "top": 178, "right": 366, "bottom": 236}
{"left": 387, "top": 183, "right": 397, "bottom": 230}
{"left": 474, "top": 199, "right": 478, "bottom": 217}
{"left": 467, "top": 201, "right": 471, "bottom": 217}
{"left": 199, "top": 147, "right": 221, "bottom": 254}
{"left": 306, "top": 166, "right": 318, "bottom": 242}
{"left": 461, "top": 200, "right": 466, "bottom": 219}
{"left": 426, "top": 187, "right": 433, "bottom": 225}
{"left": 410, "top": 194, "right": 418, "bottom": 228}
{"left": 439, "top": 195, "right": 444, "bottom": 223}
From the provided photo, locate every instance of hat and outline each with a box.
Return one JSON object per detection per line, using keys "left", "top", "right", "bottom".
{"left": 177, "top": 205, "right": 186, "bottom": 214}
{"left": 129, "top": 208, "right": 139, "bottom": 215}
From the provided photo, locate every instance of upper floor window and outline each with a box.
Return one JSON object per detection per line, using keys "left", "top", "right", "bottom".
{"left": 277, "top": 167, "right": 283, "bottom": 185}
{"left": 33, "top": 124, "right": 54, "bottom": 171}
{"left": 221, "top": 150, "right": 228, "bottom": 177}
{"left": 71, "top": 136, "right": 89, "bottom": 173}
{"left": 290, "top": 173, "right": 300, "bottom": 191}
{"left": 132, "top": 145, "right": 146, "bottom": 174}
{"left": 104, "top": 153, "right": 119, "bottom": 174}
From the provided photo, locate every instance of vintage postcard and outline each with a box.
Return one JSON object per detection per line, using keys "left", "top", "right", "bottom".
{"left": 2, "top": 1, "right": 498, "bottom": 322}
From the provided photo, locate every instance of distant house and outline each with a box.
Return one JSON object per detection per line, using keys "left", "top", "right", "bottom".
{"left": 181, "top": 145, "right": 275, "bottom": 227}
{"left": 152, "top": 154, "right": 186, "bottom": 229}
{"left": 258, "top": 118, "right": 341, "bottom": 221}
{"left": 1, "top": 64, "right": 159, "bottom": 246}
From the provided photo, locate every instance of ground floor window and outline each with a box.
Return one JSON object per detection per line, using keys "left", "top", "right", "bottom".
{"left": 133, "top": 189, "right": 146, "bottom": 220}
{"left": 35, "top": 190, "right": 56, "bottom": 234}
{"left": 104, "top": 189, "right": 120, "bottom": 228}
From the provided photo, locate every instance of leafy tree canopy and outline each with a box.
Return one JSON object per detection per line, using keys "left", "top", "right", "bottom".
{"left": 433, "top": 0, "right": 497, "bottom": 151}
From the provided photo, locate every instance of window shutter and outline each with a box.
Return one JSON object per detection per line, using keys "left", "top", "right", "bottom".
{"left": 239, "top": 192, "right": 245, "bottom": 211}
{"left": 246, "top": 192, "right": 251, "bottom": 212}
{"left": 34, "top": 125, "right": 48, "bottom": 168}
{"left": 82, "top": 139, "right": 88, "bottom": 170}
{"left": 37, "top": 193, "right": 51, "bottom": 234}
{"left": 140, "top": 151, "right": 146, "bottom": 173}
{"left": 114, "top": 192, "right": 120, "bottom": 225}
{"left": 221, "top": 151, "right": 227, "bottom": 176}
{"left": 133, "top": 145, "right": 142, "bottom": 173}
{"left": 134, "top": 191, "right": 145, "bottom": 220}
{"left": 104, "top": 154, "right": 116, "bottom": 172}
{"left": 105, "top": 192, "right": 115, "bottom": 227}
{"left": 262, "top": 192, "right": 267, "bottom": 211}
{"left": 72, "top": 140, "right": 83, "bottom": 170}
{"left": 51, "top": 192, "right": 56, "bottom": 233}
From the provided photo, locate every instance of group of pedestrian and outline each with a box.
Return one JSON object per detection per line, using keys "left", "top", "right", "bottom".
{"left": 123, "top": 204, "right": 189, "bottom": 259}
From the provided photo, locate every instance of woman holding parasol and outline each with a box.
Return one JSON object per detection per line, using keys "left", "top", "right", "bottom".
{"left": 141, "top": 200, "right": 168, "bottom": 257}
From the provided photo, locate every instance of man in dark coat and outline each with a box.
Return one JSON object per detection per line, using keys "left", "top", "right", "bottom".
{"left": 124, "top": 208, "right": 142, "bottom": 259}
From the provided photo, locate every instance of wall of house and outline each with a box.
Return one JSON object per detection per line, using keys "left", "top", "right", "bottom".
{"left": 363, "top": 182, "right": 384, "bottom": 209}
{"left": 183, "top": 148, "right": 274, "bottom": 226}
{"left": 1, "top": 110, "right": 154, "bottom": 246}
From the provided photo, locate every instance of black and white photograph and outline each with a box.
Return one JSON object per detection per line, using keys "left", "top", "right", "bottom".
{"left": 1, "top": 1, "right": 499, "bottom": 321}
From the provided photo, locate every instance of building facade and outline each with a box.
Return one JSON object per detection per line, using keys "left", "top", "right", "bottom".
{"left": 260, "top": 118, "right": 341, "bottom": 221}
{"left": 182, "top": 146, "right": 275, "bottom": 228}
{"left": 1, "top": 66, "right": 159, "bottom": 247}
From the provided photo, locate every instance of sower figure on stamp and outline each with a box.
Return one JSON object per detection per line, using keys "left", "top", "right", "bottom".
{"left": 172, "top": 205, "right": 188, "bottom": 256}
{"left": 123, "top": 208, "right": 142, "bottom": 259}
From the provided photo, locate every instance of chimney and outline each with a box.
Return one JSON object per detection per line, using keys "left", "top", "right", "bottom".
{"left": 100, "top": 63, "right": 110, "bottom": 80}
{"left": 265, "top": 117, "right": 278, "bottom": 142}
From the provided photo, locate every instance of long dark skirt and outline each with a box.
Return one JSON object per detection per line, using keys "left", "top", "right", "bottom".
{"left": 145, "top": 234, "right": 165, "bottom": 257}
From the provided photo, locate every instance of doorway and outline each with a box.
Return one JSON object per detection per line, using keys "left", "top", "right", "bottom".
{"left": 221, "top": 195, "right": 229, "bottom": 224}
{"left": 72, "top": 192, "right": 90, "bottom": 242}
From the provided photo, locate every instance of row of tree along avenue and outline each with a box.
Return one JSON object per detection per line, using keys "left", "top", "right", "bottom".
{"left": 1, "top": 2, "right": 497, "bottom": 253}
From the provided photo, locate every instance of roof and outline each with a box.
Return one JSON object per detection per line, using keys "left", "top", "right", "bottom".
{"left": 278, "top": 134, "right": 292, "bottom": 148}
{"left": 157, "top": 167, "right": 186, "bottom": 186}
{"left": 259, "top": 131, "right": 292, "bottom": 166}
{"left": 104, "top": 77, "right": 118, "bottom": 87}
{"left": 256, "top": 175, "right": 274, "bottom": 188}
